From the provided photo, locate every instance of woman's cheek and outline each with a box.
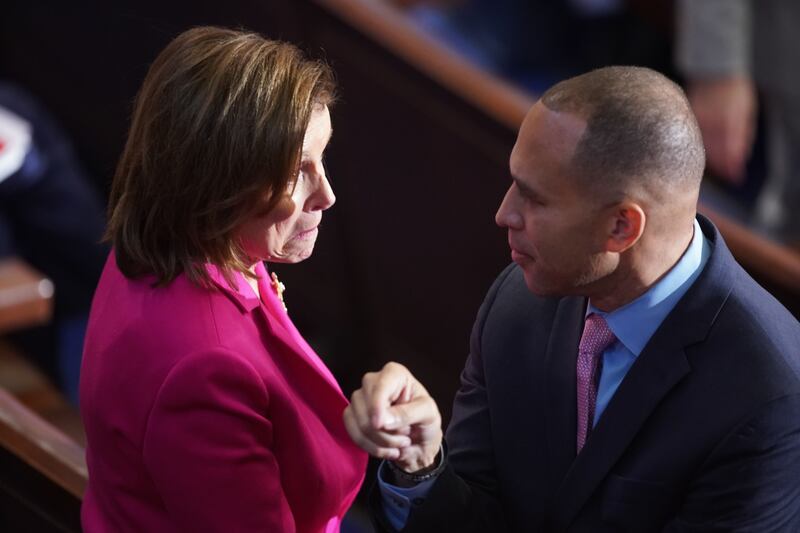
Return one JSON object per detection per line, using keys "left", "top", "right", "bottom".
{"left": 266, "top": 194, "right": 297, "bottom": 225}
{"left": 256, "top": 193, "right": 299, "bottom": 261}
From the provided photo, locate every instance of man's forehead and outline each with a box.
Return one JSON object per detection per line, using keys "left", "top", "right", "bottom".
{"left": 511, "top": 102, "right": 586, "bottom": 173}
{"left": 523, "top": 102, "right": 586, "bottom": 148}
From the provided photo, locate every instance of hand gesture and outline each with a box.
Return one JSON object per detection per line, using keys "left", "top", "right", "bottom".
{"left": 344, "top": 362, "right": 442, "bottom": 473}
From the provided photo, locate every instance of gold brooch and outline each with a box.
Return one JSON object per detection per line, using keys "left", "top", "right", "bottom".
{"left": 270, "top": 272, "right": 287, "bottom": 312}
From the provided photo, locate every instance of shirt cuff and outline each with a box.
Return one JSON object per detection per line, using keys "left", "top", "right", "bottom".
{"left": 377, "top": 461, "right": 438, "bottom": 531}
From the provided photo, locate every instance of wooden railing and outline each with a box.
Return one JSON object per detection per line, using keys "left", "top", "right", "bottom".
{"left": 312, "top": 0, "right": 800, "bottom": 314}
{"left": 0, "top": 388, "right": 85, "bottom": 532}
{"left": 315, "top": 0, "right": 534, "bottom": 131}
{"left": 0, "top": 258, "right": 84, "bottom": 531}
{"left": 0, "top": 387, "right": 87, "bottom": 498}
{"left": 0, "top": 259, "right": 54, "bottom": 334}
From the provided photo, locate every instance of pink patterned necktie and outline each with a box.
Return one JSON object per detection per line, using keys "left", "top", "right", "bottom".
{"left": 576, "top": 313, "right": 616, "bottom": 454}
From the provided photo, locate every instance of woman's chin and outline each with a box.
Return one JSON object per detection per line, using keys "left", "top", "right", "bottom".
{"left": 268, "top": 245, "right": 315, "bottom": 264}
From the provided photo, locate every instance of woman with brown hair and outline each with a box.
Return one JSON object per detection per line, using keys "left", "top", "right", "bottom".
{"left": 79, "top": 26, "right": 377, "bottom": 532}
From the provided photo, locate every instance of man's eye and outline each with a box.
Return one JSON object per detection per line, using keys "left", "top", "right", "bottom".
{"left": 523, "top": 192, "right": 545, "bottom": 206}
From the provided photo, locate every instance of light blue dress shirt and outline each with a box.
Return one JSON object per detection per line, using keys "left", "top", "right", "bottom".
{"left": 591, "top": 219, "right": 710, "bottom": 425}
{"left": 379, "top": 220, "right": 710, "bottom": 530}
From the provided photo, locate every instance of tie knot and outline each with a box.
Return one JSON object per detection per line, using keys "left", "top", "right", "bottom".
{"left": 579, "top": 313, "right": 616, "bottom": 357}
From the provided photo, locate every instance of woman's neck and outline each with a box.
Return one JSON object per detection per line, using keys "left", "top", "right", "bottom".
{"left": 246, "top": 265, "right": 260, "bottom": 299}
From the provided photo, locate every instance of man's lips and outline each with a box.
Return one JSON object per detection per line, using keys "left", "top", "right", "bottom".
{"left": 511, "top": 248, "right": 530, "bottom": 263}
{"left": 508, "top": 239, "right": 532, "bottom": 263}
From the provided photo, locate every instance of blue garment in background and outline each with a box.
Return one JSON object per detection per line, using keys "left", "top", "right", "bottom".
{"left": 0, "top": 82, "right": 108, "bottom": 402}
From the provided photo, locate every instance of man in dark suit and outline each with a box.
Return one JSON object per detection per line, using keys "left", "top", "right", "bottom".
{"left": 344, "top": 66, "right": 800, "bottom": 531}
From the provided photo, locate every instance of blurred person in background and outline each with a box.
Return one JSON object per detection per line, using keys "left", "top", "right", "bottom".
{"left": 676, "top": 0, "right": 800, "bottom": 247}
{"left": 0, "top": 81, "right": 107, "bottom": 403}
{"left": 80, "top": 27, "right": 366, "bottom": 532}
{"left": 390, "top": 0, "right": 673, "bottom": 94}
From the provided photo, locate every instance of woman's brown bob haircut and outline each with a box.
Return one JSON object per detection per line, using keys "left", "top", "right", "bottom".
{"left": 106, "top": 26, "right": 335, "bottom": 286}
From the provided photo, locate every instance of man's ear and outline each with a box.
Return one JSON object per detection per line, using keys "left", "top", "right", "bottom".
{"left": 606, "top": 203, "right": 645, "bottom": 253}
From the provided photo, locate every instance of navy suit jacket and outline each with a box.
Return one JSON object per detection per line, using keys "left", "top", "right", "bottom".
{"left": 373, "top": 216, "right": 800, "bottom": 532}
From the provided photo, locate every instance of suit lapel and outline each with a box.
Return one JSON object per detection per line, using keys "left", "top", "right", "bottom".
{"left": 548, "top": 215, "right": 734, "bottom": 530}
{"left": 549, "top": 321, "right": 690, "bottom": 530}
{"left": 489, "top": 292, "right": 584, "bottom": 519}
{"left": 543, "top": 297, "right": 585, "bottom": 498}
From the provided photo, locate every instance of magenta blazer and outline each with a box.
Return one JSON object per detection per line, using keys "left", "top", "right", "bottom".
{"left": 80, "top": 254, "right": 366, "bottom": 532}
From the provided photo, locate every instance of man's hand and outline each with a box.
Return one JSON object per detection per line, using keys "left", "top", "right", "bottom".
{"left": 344, "top": 362, "right": 442, "bottom": 473}
{"left": 687, "top": 76, "right": 757, "bottom": 185}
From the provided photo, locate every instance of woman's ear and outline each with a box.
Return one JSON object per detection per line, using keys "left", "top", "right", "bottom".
{"left": 606, "top": 203, "right": 645, "bottom": 253}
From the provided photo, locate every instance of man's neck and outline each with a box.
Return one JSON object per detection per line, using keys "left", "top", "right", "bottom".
{"left": 588, "top": 224, "right": 695, "bottom": 313}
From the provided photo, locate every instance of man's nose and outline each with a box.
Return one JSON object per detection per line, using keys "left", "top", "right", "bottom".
{"left": 495, "top": 188, "right": 523, "bottom": 229}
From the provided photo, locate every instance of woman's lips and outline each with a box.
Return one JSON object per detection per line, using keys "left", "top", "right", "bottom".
{"left": 294, "top": 226, "right": 319, "bottom": 240}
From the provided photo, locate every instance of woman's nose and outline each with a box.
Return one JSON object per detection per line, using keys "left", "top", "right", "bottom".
{"left": 309, "top": 173, "right": 336, "bottom": 211}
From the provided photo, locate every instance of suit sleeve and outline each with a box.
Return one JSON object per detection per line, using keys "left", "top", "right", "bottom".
{"left": 142, "top": 348, "right": 294, "bottom": 532}
{"left": 675, "top": 0, "right": 752, "bottom": 78}
{"left": 664, "top": 393, "right": 800, "bottom": 532}
{"left": 372, "top": 264, "right": 518, "bottom": 532}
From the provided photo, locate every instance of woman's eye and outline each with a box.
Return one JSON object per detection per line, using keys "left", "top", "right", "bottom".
{"left": 299, "top": 160, "right": 313, "bottom": 178}
{"left": 290, "top": 166, "right": 305, "bottom": 187}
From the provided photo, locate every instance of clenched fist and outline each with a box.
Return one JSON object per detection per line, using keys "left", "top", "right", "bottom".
{"left": 343, "top": 362, "right": 442, "bottom": 473}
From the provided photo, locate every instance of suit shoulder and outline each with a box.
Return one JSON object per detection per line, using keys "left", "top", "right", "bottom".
{"left": 715, "top": 274, "right": 800, "bottom": 383}
{"left": 476, "top": 264, "right": 569, "bottom": 356}
{"left": 485, "top": 263, "right": 563, "bottom": 321}
{"left": 83, "top": 259, "right": 251, "bottom": 386}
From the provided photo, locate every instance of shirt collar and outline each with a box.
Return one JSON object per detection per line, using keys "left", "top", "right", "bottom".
{"left": 588, "top": 218, "right": 710, "bottom": 356}
{"left": 204, "top": 262, "right": 264, "bottom": 312}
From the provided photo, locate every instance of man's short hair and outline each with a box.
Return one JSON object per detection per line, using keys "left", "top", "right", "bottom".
{"left": 541, "top": 66, "right": 705, "bottom": 197}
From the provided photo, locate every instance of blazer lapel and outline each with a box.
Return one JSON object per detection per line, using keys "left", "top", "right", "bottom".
{"left": 255, "top": 303, "right": 346, "bottom": 399}
{"left": 549, "top": 323, "right": 690, "bottom": 531}
{"left": 204, "top": 262, "right": 346, "bottom": 402}
{"left": 543, "top": 297, "right": 586, "bottom": 499}
{"left": 548, "top": 215, "right": 734, "bottom": 530}
{"left": 256, "top": 263, "right": 345, "bottom": 396}
{"left": 489, "top": 293, "right": 584, "bottom": 519}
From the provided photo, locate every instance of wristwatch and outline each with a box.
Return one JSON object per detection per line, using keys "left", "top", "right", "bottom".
{"left": 386, "top": 444, "right": 446, "bottom": 483}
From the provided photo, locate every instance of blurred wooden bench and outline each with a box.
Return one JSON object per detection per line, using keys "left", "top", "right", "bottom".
{"left": 0, "top": 258, "right": 86, "bottom": 532}
{"left": 0, "top": 388, "right": 86, "bottom": 532}
{"left": 0, "top": 258, "right": 53, "bottom": 334}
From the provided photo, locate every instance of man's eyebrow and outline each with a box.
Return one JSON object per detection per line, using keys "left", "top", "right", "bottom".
{"left": 512, "top": 176, "right": 540, "bottom": 198}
